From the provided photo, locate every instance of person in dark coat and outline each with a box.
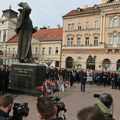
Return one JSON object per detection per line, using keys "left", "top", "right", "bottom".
{"left": 0, "top": 94, "right": 14, "bottom": 120}
{"left": 16, "top": 2, "right": 37, "bottom": 62}
{"left": 102, "top": 71, "right": 108, "bottom": 87}
{"left": 117, "top": 72, "right": 120, "bottom": 90}
{"left": 111, "top": 71, "right": 118, "bottom": 89}
{"left": 0, "top": 66, "right": 3, "bottom": 95}
{"left": 3, "top": 66, "right": 10, "bottom": 94}
{"left": 80, "top": 69, "right": 87, "bottom": 92}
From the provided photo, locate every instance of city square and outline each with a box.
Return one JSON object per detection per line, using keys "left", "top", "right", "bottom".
{"left": 13, "top": 84, "right": 120, "bottom": 120}
{"left": 0, "top": 0, "right": 120, "bottom": 120}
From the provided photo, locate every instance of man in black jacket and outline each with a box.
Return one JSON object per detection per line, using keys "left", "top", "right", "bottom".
{"left": 0, "top": 94, "right": 14, "bottom": 120}
{"left": 80, "top": 69, "right": 87, "bottom": 92}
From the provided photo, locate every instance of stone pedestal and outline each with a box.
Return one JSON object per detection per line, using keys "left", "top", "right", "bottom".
{"left": 10, "top": 63, "right": 46, "bottom": 95}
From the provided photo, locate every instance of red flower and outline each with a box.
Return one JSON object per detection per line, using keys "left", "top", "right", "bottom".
{"left": 36, "top": 86, "right": 43, "bottom": 91}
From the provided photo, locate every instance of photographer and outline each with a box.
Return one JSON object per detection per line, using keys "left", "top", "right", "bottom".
{"left": 37, "top": 96, "right": 63, "bottom": 120}
{"left": 77, "top": 106, "right": 106, "bottom": 120}
{"left": 94, "top": 93, "right": 114, "bottom": 120}
{"left": 0, "top": 94, "right": 14, "bottom": 120}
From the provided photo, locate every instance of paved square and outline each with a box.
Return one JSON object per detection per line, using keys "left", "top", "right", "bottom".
{"left": 12, "top": 84, "right": 120, "bottom": 120}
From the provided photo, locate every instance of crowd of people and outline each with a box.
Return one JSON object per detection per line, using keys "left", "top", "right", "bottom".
{"left": 0, "top": 65, "right": 119, "bottom": 120}
{"left": 45, "top": 67, "right": 120, "bottom": 92}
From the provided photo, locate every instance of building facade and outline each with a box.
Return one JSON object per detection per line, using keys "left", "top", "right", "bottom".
{"left": 0, "top": 6, "right": 17, "bottom": 64}
{"left": 7, "top": 27, "right": 63, "bottom": 67}
{"left": 61, "top": 0, "right": 120, "bottom": 71}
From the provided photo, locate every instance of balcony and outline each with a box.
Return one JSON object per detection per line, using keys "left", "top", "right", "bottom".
{"left": 105, "top": 44, "right": 120, "bottom": 49}
{"left": 62, "top": 44, "right": 104, "bottom": 50}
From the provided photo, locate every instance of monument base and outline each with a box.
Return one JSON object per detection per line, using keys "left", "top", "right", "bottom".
{"left": 9, "top": 63, "right": 46, "bottom": 96}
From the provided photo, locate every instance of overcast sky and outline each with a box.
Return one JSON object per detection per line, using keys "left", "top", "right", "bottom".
{"left": 0, "top": 0, "right": 101, "bottom": 28}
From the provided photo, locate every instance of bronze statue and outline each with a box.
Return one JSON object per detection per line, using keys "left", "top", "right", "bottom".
{"left": 15, "top": 2, "right": 37, "bottom": 63}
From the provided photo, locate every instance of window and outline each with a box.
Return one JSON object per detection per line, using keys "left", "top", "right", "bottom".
{"left": 67, "top": 36, "right": 73, "bottom": 46}
{"left": 113, "top": 36, "right": 117, "bottom": 44}
{"left": 3, "top": 30, "right": 6, "bottom": 42}
{"left": 114, "top": 17, "right": 118, "bottom": 27}
{"left": 109, "top": 36, "right": 113, "bottom": 44}
{"left": 85, "top": 37, "right": 89, "bottom": 45}
{"left": 71, "top": 23, "right": 74, "bottom": 31}
{"left": 109, "top": 19, "right": 112, "bottom": 28}
{"left": 42, "top": 47, "right": 45, "bottom": 55}
{"left": 78, "top": 22, "right": 81, "bottom": 30}
{"left": 12, "top": 48, "right": 15, "bottom": 54}
{"left": 35, "top": 47, "right": 38, "bottom": 54}
{"left": 48, "top": 47, "right": 52, "bottom": 55}
{"left": 77, "top": 37, "right": 81, "bottom": 45}
{"left": 94, "top": 20, "right": 99, "bottom": 29}
{"left": 86, "top": 21, "right": 90, "bottom": 30}
{"left": 8, "top": 48, "right": 10, "bottom": 54}
{"left": 118, "top": 36, "right": 120, "bottom": 44}
{"left": 94, "top": 37, "right": 98, "bottom": 46}
{"left": 55, "top": 47, "right": 58, "bottom": 54}
{"left": 109, "top": 35, "right": 120, "bottom": 44}
{"left": 68, "top": 23, "right": 74, "bottom": 31}
{"left": 68, "top": 24, "right": 71, "bottom": 31}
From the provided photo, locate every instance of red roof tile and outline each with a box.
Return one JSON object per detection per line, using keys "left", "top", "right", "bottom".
{"left": 63, "top": 7, "right": 100, "bottom": 17}
{"left": 33, "top": 28, "right": 63, "bottom": 41}
{"left": 7, "top": 28, "right": 63, "bottom": 43}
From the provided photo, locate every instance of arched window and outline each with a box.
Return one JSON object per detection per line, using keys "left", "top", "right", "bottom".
{"left": 117, "top": 59, "right": 120, "bottom": 71}
{"left": 94, "top": 20, "right": 99, "bottom": 29}
{"left": 78, "top": 22, "right": 81, "bottom": 30}
{"left": 35, "top": 47, "right": 38, "bottom": 54}
{"left": 86, "top": 21, "right": 90, "bottom": 30}
{"left": 8, "top": 48, "right": 10, "bottom": 54}
{"left": 66, "top": 57, "right": 73, "bottom": 68}
{"left": 42, "top": 47, "right": 45, "bottom": 55}
{"left": 113, "top": 16, "right": 118, "bottom": 27}
{"left": 48, "top": 47, "right": 52, "bottom": 55}
{"left": 109, "top": 19, "right": 112, "bottom": 28}
{"left": 77, "top": 37, "right": 81, "bottom": 45}
{"left": 94, "top": 37, "right": 98, "bottom": 46}
{"left": 102, "top": 59, "right": 111, "bottom": 70}
{"left": 12, "top": 48, "right": 15, "bottom": 54}
{"left": 67, "top": 36, "right": 73, "bottom": 46}
{"left": 68, "top": 23, "right": 74, "bottom": 31}
{"left": 86, "top": 55, "right": 96, "bottom": 70}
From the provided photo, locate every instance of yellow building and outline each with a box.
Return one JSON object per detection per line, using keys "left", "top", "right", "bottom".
{"left": 7, "top": 27, "right": 63, "bottom": 67}
{"left": 61, "top": 0, "right": 120, "bottom": 71}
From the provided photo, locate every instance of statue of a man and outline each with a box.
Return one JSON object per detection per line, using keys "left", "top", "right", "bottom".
{"left": 16, "top": 2, "right": 37, "bottom": 63}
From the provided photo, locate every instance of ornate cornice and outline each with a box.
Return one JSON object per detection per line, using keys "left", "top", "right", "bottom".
{"left": 99, "top": 1, "right": 120, "bottom": 8}
{"left": 63, "top": 12, "right": 100, "bottom": 19}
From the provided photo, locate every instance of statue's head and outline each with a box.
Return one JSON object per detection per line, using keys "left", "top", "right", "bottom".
{"left": 18, "top": 2, "right": 31, "bottom": 15}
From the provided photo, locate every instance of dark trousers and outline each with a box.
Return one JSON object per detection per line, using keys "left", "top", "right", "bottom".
{"left": 81, "top": 83, "right": 85, "bottom": 92}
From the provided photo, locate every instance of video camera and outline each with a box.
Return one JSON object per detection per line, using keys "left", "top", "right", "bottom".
{"left": 50, "top": 96, "right": 67, "bottom": 120}
{"left": 8, "top": 103, "right": 29, "bottom": 120}
{"left": 94, "top": 94, "right": 100, "bottom": 98}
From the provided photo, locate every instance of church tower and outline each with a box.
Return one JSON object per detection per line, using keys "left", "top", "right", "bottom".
{"left": 0, "top": 6, "right": 18, "bottom": 43}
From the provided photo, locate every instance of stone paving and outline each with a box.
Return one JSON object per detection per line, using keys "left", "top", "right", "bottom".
{"left": 11, "top": 84, "right": 120, "bottom": 120}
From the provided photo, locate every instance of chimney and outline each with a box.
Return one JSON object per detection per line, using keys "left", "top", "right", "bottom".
{"left": 57, "top": 24, "right": 61, "bottom": 29}
{"left": 47, "top": 26, "right": 50, "bottom": 30}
